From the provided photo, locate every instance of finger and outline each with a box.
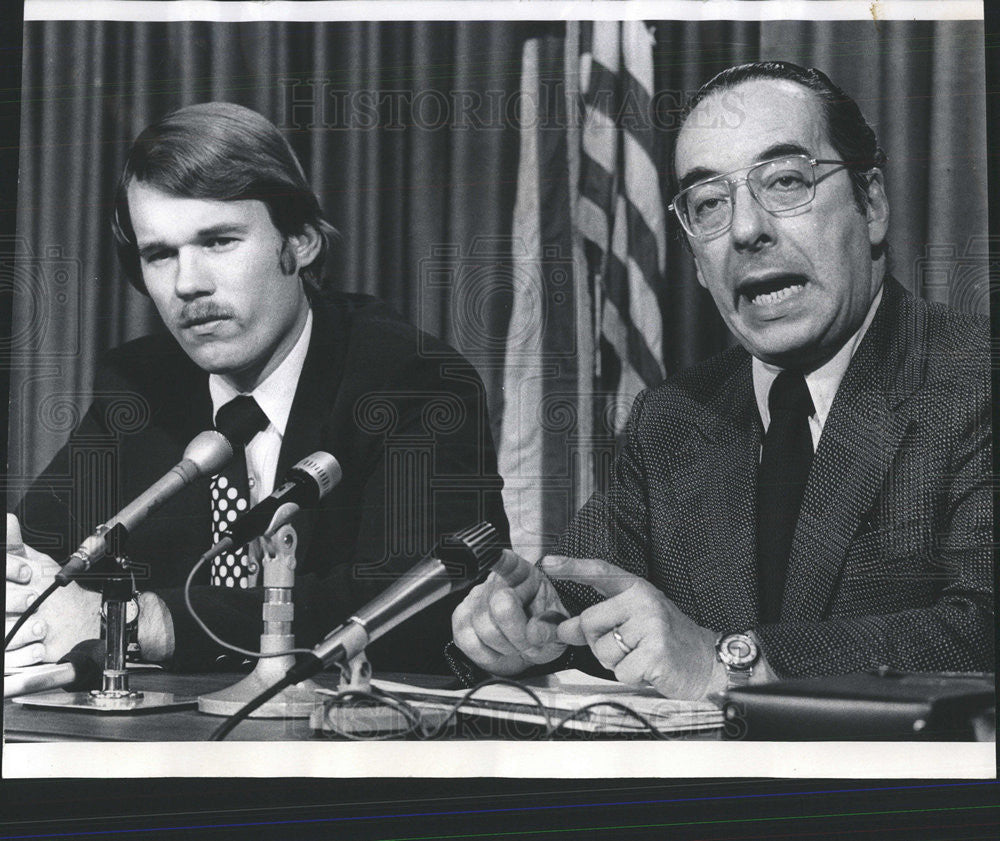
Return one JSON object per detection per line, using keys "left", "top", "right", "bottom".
{"left": 524, "top": 614, "right": 561, "bottom": 648}
{"left": 3, "top": 642, "right": 46, "bottom": 668}
{"left": 492, "top": 550, "right": 545, "bottom": 604}
{"left": 486, "top": 587, "right": 533, "bottom": 651}
{"left": 526, "top": 579, "right": 568, "bottom": 621}
{"left": 5, "top": 585, "right": 40, "bottom": 614}
{"left": 4, "top": 616, "right": 47, "bottom": 649}
{"left": 539, "top": 555, "right": 638, "bottom": 597}
{"left": 592, "top": 630, "right": 633, "bottom": 672}
{"left": 452, "top": 620, "right": 507, "bottom": 668}
{"left": 468, "top": 592, "right": 520, "bottom": 657}
{"left": 556, "top": 615, "right": 587, "bottom": 646}
{"left": 6, "top": 555, "right": 32, "bottom": 583}
{"left": 555, "top": 596, "right": 631, "bottom": 648}
{"left": 612, "top": 650, "right": 652, "bottom": 688}
{"left": 452, "top": 594, "right": 507, "bottom": 665}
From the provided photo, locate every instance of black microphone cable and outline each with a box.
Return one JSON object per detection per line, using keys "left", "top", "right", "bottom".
{"left": 207, "top": 670, "right": 301, "bottom": 741}
{"left": 4, "top": 580, "right": 61, "bottom": 650}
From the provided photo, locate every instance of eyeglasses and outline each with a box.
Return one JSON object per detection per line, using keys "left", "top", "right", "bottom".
{"left": 669, "top": 155, "right": 850, "bottom": 239}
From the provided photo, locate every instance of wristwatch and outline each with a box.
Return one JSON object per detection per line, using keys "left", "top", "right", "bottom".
{"left": 715, "top": 631, "right": 760, "bottom": 688}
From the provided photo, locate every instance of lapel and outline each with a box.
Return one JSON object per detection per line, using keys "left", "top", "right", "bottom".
{"left": 273, "top": 297, "right": 351, "bottom": 561}
{"left": 780, "top": 279, "right": 924, "bottom": 622}
{"left": 676, "top": 353, "right": 762, "bottom": 631}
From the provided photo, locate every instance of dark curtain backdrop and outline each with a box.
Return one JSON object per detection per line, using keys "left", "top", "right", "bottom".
{"left": 649, "top": 19, "right": 989, "bottom": 372}
{"left": 9, "top": 18, "right": 988, "bottom": 501}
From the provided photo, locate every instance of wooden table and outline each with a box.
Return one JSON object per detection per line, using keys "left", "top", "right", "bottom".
{"left": 4, "top": 671, "right": 720, "bottom": 742}
{"left": 5, "top": 671, "right": 346, "bottom": 742}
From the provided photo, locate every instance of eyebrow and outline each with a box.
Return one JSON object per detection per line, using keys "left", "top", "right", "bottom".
{"left": 137, "top": 223, "right": 250, "bottom": 258}
{"left": 677, "top": 142, "right": 815, "bottom": 192}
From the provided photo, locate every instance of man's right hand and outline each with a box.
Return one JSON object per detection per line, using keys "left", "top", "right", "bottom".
{"left": 451, "top": 548, "right": 569, "bottom": 676}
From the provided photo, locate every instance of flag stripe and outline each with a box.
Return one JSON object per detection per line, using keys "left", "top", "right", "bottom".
{"left": 602, "top": 251, "right": 664, "bottom": 386}
{"left": 576, "top": 20, "right": 667, "bottom": 435}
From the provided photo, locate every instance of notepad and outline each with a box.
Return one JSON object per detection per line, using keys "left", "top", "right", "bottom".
{"left": 369, "top": 669, "right": 724, "bottom": 735}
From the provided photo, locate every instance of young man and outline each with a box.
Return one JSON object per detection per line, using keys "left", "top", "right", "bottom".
{"left": 450, "top": 62, "right": 992, "bottom": 699}
{"left": 7, "top": 102, "right": 508, "bottom": 673}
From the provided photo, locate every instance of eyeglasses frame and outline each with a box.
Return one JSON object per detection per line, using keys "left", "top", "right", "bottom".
{"left": 668, "top": 155, "right": 853, "bottom": 239}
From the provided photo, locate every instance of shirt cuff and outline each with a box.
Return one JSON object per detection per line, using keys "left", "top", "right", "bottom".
{"left": 137, "top": 591, "right": 175, "bottom": 664}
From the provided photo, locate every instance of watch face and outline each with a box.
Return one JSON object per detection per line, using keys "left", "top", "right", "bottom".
{"left": 718, "top": 633, "right": 758, "bottom": 668}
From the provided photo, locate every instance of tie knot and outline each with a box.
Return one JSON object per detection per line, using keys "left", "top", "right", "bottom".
{"left": 768, "top": 370, "right": 814, "bottom": 418}
{"left": 215, "top": 395, "right": 268, "bottom": 448}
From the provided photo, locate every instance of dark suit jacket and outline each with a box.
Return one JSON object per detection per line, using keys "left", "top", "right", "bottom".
{"left": 556, "top": 279, "right": 993, "bottom": 677}
{"left": 17, "top": 293, "right": 510, "bottom": 673}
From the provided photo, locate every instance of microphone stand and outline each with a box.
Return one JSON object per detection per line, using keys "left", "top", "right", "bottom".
{"left": 200, "top": 524, "right": 434, "bottom": 736}
{"left": 15, "top": 524, "right": 194, "bottom": 713}
{"left": 198, "top": 524, "right": 321, "bottom": 718}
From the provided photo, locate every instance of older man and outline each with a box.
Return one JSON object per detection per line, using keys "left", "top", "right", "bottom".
{"left": 450, "top": 61, "right": 991, "bottom": 699}
{"left": 7, "top": 102, "right": 508, "bottom": 673}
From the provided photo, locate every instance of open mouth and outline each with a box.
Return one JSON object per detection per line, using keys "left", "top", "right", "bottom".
{"left": 739, "top": 275, "right": 807, "bottom": 307}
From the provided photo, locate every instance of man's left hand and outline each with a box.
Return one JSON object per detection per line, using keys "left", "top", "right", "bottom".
{"left": 540, "top": 555, "right": 727, "bottom": 701}
{"left": 6, "top": 514, "right": 102, "bottom": 667}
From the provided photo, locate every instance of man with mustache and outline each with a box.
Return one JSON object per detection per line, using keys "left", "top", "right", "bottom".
{"left": 450, "top": 61, "right": 992, "bottom": 699}
{"left": 7, "top": 102, "right": 508, "bottom": 673}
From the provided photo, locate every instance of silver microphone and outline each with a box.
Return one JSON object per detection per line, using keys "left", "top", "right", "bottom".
{"left": 307, "top": 521, "right": 502, "bottom": 670}
{"left": 56, "top": 430, "right": 234, "bottom": 585}
{"left": 214, "top": 451, "right": 342, "bottom": 549}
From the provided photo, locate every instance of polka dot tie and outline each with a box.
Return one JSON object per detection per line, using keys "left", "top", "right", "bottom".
{"left": 210, "top": 396, "right": 268, "bottom": 588}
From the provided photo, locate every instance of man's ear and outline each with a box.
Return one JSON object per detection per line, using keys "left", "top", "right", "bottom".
{"left": 863, "top": 168, "right": 889, "bottom": 247}
{"left": 283, "top": 224, "right": 323, "bottom": 274}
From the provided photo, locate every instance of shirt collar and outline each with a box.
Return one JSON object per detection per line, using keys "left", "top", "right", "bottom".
{"left": 752, "top": 285, "right": 883, "bottom": 432}
{"left": 209, "top": 307, "right": 313, "bottom": 437}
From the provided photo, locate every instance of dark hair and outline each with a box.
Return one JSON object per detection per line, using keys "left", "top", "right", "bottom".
{"left": 112, "top": 102, "right": 338, "bottom": 296}
{"left": 675, "top": 61, "right": 887, "bottom": 213}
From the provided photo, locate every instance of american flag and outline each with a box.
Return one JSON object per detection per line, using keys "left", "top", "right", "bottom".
{"left": 577, "top": 20, "right": 666, "bottom": 433}
{"left": 498, "top": 21, "right": 667, "bottom": 558}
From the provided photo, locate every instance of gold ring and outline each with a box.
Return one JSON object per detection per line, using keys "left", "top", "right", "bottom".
{"left": 612, "top": 628, "right": 633, "bottom": 656}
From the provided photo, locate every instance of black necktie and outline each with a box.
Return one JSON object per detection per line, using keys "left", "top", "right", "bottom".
{"left": 756, "top": 370, "right": 815, "bottom": 624}
{"left": 210, "top": 396, "right": 268, "bottom": 588}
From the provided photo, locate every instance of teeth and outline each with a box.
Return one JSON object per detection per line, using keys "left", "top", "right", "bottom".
{"left": 749, "top": 283, "right": 804, "bottom": 306}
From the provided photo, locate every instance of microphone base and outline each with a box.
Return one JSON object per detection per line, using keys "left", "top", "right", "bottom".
{"left": 309, "top": 695, "right": 449, "bottom": 737}
{"left": 197, "top": 671, "right": 321, "bottom": 718}
{"left": 13, "top": 690, "right": 196, "bottom": 714}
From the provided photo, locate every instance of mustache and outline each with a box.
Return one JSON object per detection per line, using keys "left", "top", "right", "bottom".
{"left": 178, "top": 303, "right": 234, "bottom": 328}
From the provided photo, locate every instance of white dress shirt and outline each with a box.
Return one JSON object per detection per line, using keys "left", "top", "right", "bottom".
{"left": 752, "top": 285, "right": 882, "bottom": 452}
{"left": 208, "top": 308, "right": 313, "bottom": 503}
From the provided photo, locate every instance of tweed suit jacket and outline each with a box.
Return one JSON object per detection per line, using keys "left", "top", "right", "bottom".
{"left": 17, "top": 292, "right": 510, "bottom": 673}
{"left": 556, "top": 278, "right": 993, "bottom": 677}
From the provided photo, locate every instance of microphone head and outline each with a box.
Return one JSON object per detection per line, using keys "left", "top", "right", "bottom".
{"left": 182, "top": 430, "right": 235, "bottom": 475}
{"left": 290, "top": 452, "right": 343, "bottom": 501}
{"left": 57, "top": 639, "right": 106, "bottom": 692}
{"left": 436, "top": 521, "right": 502, "bottom": 591}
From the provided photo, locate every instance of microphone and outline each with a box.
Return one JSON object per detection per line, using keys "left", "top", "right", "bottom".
{"left": 290, "top": 521, "right": 501, "bottom": 679}
{"left": 216, "top": 451, "right": 342, "bottom": 548}
{"left": 56, "top": 431, "right": 236, "bottom": 585}
{"left": 3, "top": 639, "right": 105, "bottom": 698}
{"left": 55, "top": 395, "right": 271, "bottom": 586}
